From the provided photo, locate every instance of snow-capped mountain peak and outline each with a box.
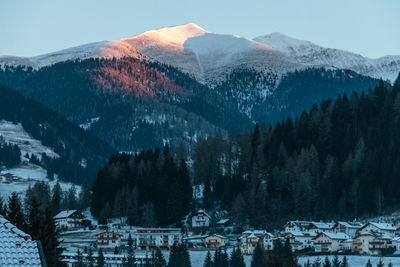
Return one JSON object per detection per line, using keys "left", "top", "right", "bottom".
{"left": 254, "top": 32, "right": 400, "bottom": 82}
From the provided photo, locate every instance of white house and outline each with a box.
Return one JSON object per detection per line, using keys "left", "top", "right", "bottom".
{"left": 284, "top": 221, "right": 313, "bottom": 232}
{"left": 96, "top": 231, "right": 122, "bottom": 249}
{"left": 307, "top": 222, "right": 335, "bottom": 234}
{"left": 135, "top": 228, "right": 182, "bottom": 249}
{"left": 205, "top": 234, "right": 228, "bottom": 248}
{"left": 239, "top": 230, "right": 274, "bottom": 255}
{"left": 312, "top": 232, "right": 350, "bottom": 252}
{"left": 352, "top": 232, "right": 395, "bottom": 256}
{"left": 54, "top": 210, "right": 84, "bottom": 230}
{"left": 358, "top": 222, "right": 397, "bottom": 237}
{"left": 191, "top": 210, "right": 211, "bottom": 228}
{"left": 333, "top": 221, "right": 363, "bottom": 237}
{"left": 283, "top": 231, "right": 316, "bottom": 251}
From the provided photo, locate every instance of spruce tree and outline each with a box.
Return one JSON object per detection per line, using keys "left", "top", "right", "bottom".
{"left": 251, "top": 245, "right": 265, "bottom": 267}
{"left": 341, "top": 256, "right": 348, "bottom": 267}
{"left": 313, "top": 257, "right": 322, "bottom": 267}
{"left": 365, "top": 259, "right": 372, "bottom": 267}
{"left": 27, "top": 197, "right": 43, "bottom": 240}
{"left": 87, "top": 247, "right": 95, "bottom": 267}
{"left": 127, "top": 233, "right": 135, "bottom": 267}
{"left": 97, "top": 248, "right": 105, "bottom": 267}
{"left": 323, "top": 256, "right": 332, "bottom": 267}
{"left": 75, "top": 249, "right": 85, "bottom": 267}
{"left": 376, "top": 259, "right": 384, "bottom": 267}
{"left": 0, "top": 197, "right": 7, "bottom": 217}
{"left": 7, "top": 192, "right": 26, "bottom": 230}
{"left": 229, "top": 247, "right": 245, "bottom": 267}
{"left": 153, "top": 247, "right": 167, "bottom": 267}
{"left": 41, "top": 205, "right": 63, "bottom": 267}
{"left": 203, "top": 251, "right": 213, "bottom": 267}
{"left": 332, "top": 255, "right": 340, "bottom": 267}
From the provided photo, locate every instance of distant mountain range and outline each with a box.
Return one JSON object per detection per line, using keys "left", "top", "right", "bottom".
{"left": 1, "top": 23, "right": 399, "bottom": 83}
{"left": 0, "top": 23, "right": 394, "bottom": 151}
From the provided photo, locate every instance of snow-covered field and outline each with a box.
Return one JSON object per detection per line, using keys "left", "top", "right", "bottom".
{"left": 298, "top": 256, "right": 400, "bottom": 267}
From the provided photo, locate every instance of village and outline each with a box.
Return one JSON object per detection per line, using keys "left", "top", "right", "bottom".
{"left": 55, "top": 209, "right": 400, "bottom": 266}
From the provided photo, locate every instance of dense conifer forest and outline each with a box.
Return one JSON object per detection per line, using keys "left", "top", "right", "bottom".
{"left": 91, "top": 74, "right": 400, "bottom": 229}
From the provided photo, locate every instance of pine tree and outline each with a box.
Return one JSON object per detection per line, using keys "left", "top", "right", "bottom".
{"left": 312, "top": 257, "right": 322, "bottom": 267}
{"left": 51, "top": 182, "right": 63, "bottom": 215}
{"left": 167, "top": 243, "right": 191, "bottom": 267}
{"left": 97, "top": 248, "right": 105, "bottom": 267}
{"left": 127, "top": 233, "right": 136, "bottom": 267}
{"left": 0, "top": 197, "right": 7, "bottom": 216}
{"left": 323, "top": 256, "right": 332, "bottom": 267}
{"left": 153, "top": 247, "right": 167, "bottom": 267}
{"left": 376, "top": 259, "right": 384, "bottom": 267}
{"left": 87, "top": 247, "right": 95, "bottom": 267}
{"left": 7, "top": 192, "right": 26, "bottom": 230}
{"left": 304, "top": 259, "right": 311, "bottom": 267}
{"left": 203, "top": 251, "right": 213, "bottom": 267}
{"left": 332, "top": 255, "right": 340, "bottom": 267}
{"left": 341, "top": 256, "right": 348, "bottom": 267}
{"left": 27, "top": 197, "right": 43, "bottom": 240}
{"left": 251, "top": 245, "right": 265, "bottom": 267}
{"left": 75, "top": 249, "right": 85, "bottom": 267}
{"left": 41, "top": 205, "right": 63, "bottom": 267}
{"left": 365, "top": 259, "right": 372, "bottom": 267}
{"left": 229, "top": 247, "right": 245, "bottom": 267}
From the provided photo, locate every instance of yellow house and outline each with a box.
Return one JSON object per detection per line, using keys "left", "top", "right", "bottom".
{"left": 205, "top": 234, "right": 228, "bottom": 248}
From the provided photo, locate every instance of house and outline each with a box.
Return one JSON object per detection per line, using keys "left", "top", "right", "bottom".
{"left": 352, "top": 232, "right": 395, "bottom": 256}
{"left": 0, "top": 215, "right": 46, "bottom": 266}
{"left": 96, "top": 231, "right": 122, "bottom": 249}
{"left": 358, "top": 222, "right": 397, "bottom": 237}
{"left": 312, "top": 232, "right": 350, "bottom": 252}
{"left": 333, "top": 221, "right": 363, "bottom": 237}
{"left": 191, "top": 209, "right": 211, "bottom": 228}
{"left": 307, "top": 222, "right": 335, "bottom": 234}
{"left": 239, "top": 230, "right": 274, "bottom": 255}
{"left": 54, "top": 210, "right": 84, "bottom": 230}
{"left": 135, "top": 228, "right": 182, "bottom": 249}
{"left": 183, "top": 235, "right": 207, "bottom": 247}
{"left": 216, "top": 218, "right": 230, "bottom": 227}
{"left": 205, "top": 234, "right": 228, "bottom": 248}
{"left": 284, "top": 221, "right": 313, "bottom": 232}
{"left": 282, "top": 231, "right": 316, "bottom": 251}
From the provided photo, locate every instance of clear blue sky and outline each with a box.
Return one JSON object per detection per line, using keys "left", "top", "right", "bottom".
{"left": 1, "top": 0, "right": 399, "bottom": 58}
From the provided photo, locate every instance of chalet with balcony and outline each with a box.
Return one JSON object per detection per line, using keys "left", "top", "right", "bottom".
{"left": 239, "top": 230, "right": 274, "bottom": 255}
{"left": 312, "top": 232, "right": 350, "bottom": 252}
{"left": 96, "top": 231, "right": 122, "bottom": 249}
{"left": 358, "top": 222, "right": 396, "bottom": 237}
{"left": 191, "top": 209, "right": 211, "bottom": 228}
{"left": 352, "top": 232, "right": 395, "bottom": 256}
{"left": 205, "top": 234, "right": 228, "bottom": 248}
{"left": 54, "top": 210, "right": 84, "bottom": 230}
{"left": 307, "top": 222, "right": 335, "bottom": 234}
{"left": 281, "top": 231, "right": 316, "bottom": 251}
{"left": 284, "top": 221, "right": 313, "bottom": 232}
{"left": 135, "top": 228, "right": 182, "bottom": 250}
{"left": 332, "top": 221, "right": 363, "bottom": 237}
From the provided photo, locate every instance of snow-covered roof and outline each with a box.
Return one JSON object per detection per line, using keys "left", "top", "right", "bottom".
{"left": 313, "top": 232, "right": 350, "bottom": 240}
{"left": 335, "top": 221, "right": 363, "bottom": 229}
{"left": 308, "top": 222, "right": 335, "bottom": 230}
{"left": 360, "top": 222, "right": 396, "bottom": 231}
{"left": 54, "top": 210, "right": 78, "bottom": 219}
{"left": 0, "top": 215, "right": 43, "bottom": 266}
{"left": 217, "top": 219, "right": 229, "bottom": 224}
{"left": 206, "top": 234, "right": 227, "bottom": 240}
{"left": 194, "top": 209, "right": 210, "bottom": 218}
{"left": 286, "top": 230, "right": 317, "bottom": 237}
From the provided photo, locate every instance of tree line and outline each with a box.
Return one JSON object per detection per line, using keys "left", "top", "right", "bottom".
{"left": 91, "top": 147, "right": 192, "bottom": 227}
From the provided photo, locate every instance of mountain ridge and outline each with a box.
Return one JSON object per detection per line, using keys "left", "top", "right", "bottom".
{"left": 1, "top": 23, "right": 398, "bottom": 83}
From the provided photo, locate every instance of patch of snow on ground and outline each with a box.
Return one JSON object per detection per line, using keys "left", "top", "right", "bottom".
{"left": 0, "top": 120, "right": 59, "bottom": 159}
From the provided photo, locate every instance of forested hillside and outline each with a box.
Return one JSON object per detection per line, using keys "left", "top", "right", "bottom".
{"left": 0, "top": 57, "right": 378, "bottom": 151}
{"left": 0, "top": 84, "right": 115, "bottom": 184}
{"left": 91, "top": 74, "right": 400, "bottom": 229}
{"left": 194, "top": 76, "right": 400, "bottom": 228}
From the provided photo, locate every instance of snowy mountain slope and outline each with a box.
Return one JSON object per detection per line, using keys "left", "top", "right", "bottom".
{"left": 0, "top": 120, "right": 59, "bottom": 159}
{"left": 1, "top": 23, "right": 398, "bottom": 83}
{"left": 254, "top": 32, "right": 400, "bottom": 82}
{"left": 122, "top": 23, "right": 299, "bottom": 83}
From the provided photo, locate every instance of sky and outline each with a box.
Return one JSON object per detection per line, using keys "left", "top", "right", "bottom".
{"left": 1, "top": 0, "right": 399, "bottom": 58}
